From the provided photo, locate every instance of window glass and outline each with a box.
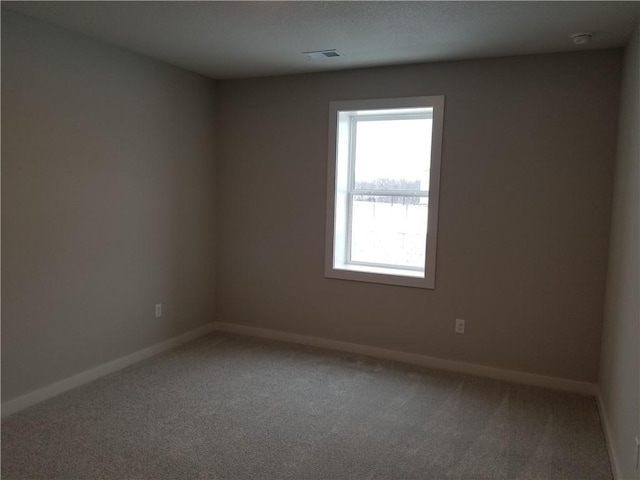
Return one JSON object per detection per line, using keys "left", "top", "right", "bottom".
{"left": 353, "top": 117, "right": 432, "bottom": 191}
{"left": 350, "top": 195, "right": 428, "bottom": 268}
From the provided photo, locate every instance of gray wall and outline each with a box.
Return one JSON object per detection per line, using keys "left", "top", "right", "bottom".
{"left": 1, "top": 11, "right": 218, "bottom": 402}
{"left": 599, "top": 23, "right": 640, "bottom": 480}
{"left": 216, "top": 50, "right": 622, "bottom": 383}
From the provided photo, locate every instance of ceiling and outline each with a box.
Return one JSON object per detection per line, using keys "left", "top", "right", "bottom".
{"left": 4, "top": 1, "right": 639, "bottom": 80}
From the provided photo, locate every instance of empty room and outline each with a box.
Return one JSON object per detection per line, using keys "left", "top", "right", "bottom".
{"left": 1, "top": 1, "right": 638, "bottom": 479}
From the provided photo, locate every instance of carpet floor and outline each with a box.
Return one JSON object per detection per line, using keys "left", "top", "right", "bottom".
{"left": 2, "top": 332, "right": 612, "bottom": 479}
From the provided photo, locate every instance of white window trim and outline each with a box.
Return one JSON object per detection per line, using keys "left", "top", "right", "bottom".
{"left": 324, "top": 95, "right": 445, "bottom": 289}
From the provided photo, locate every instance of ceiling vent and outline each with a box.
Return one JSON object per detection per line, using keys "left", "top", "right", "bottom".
{"left": 571, "top": 33, "right": 593, "bottom": 45}
{"left": 302, "top": 49, "right": 344, "bottom": 60}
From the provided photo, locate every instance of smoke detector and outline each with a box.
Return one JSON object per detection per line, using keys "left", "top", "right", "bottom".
{"left": 302, "top": 49, "right": 344, "bottom": 60}
{"left": 571, "top": 33, "right": 593, "bottom": 46}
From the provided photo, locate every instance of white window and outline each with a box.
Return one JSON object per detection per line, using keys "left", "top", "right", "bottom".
{"left": 325, "top": 96, "right": 444, "bottom": 289}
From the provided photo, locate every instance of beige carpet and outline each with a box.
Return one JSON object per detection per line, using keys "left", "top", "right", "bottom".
{"left": 2, "top": 332, "right": 612, "bottom": 479}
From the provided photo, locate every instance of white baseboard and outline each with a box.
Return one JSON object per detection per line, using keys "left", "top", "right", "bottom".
{"left": 213, "top": 322, "right": 598, "bottom": 396}
{"left": 2, "top": 321, "right": 598, "bottom": 419}
{"left": 1, "top": 322, "right": 217, "bottom": 418}
{"left": 596, "top": 391, "right": 622, "bottom": 480}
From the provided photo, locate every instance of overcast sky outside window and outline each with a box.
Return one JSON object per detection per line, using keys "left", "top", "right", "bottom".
{"left": 354, "top": 118, "right": 432, "bottom": 190}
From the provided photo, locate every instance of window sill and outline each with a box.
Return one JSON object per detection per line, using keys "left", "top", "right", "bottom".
{"left": 325, "top": 264, "right": 434, "bottom": 289}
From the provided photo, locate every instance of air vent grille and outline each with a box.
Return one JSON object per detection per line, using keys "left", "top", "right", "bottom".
{"left": 303, "top": 49, "right": 344, "bottom": 60}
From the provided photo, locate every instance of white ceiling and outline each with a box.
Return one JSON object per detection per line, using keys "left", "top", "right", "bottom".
{"left": 4, "top": 1, "right": 639, "bottom": 80}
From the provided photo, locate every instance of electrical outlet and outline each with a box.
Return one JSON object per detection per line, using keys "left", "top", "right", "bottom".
{"left": 455, "top": 319, "right": 465, "bottom": 334}
{"left": 155, "top": 304, "right": 162, "bottom": 318}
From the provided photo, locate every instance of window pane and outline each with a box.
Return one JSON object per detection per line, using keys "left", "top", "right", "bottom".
{"left": 350, "top": 195, "right": 428, "bottom": 269}
{"left": 354, "top": 118, "right": 432, "bottom": 191}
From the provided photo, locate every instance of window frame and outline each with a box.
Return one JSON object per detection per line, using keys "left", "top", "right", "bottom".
{"left": 324, "top": 95, "right": 445, "bottom": 289}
